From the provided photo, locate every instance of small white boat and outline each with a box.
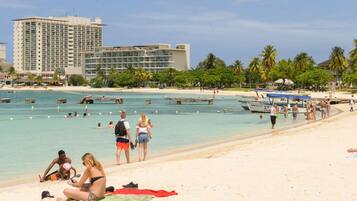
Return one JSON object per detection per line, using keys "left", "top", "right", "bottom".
{"left": 247, "top": 93, "right": 311, "bottom": 113}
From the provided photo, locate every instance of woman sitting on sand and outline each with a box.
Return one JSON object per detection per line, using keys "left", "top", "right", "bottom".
{"left": 57, "top": 153, "right": 106, "bottom": 201}
{"left": 136, "top": 113, "right": 152, "bottom": 161}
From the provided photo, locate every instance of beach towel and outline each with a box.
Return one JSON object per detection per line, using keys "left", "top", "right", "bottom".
{"left": 111, "top": 188, "right": 178, "bottom": 198}
{"left": 100, "top": 194, "right": 153, "bottom": 201}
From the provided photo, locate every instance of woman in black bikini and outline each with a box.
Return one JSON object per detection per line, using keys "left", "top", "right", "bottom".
{"left": 56, "top": 153, "right": 106, "bottom": 201}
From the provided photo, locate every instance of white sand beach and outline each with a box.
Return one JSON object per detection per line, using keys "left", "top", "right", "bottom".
{"left": 0, "top": 102, "right": 356, "bottom": 200}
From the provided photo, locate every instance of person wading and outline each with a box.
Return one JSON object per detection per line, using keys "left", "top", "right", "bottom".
{"left": 114, "top": 111, "right": 131, "bottom": 165}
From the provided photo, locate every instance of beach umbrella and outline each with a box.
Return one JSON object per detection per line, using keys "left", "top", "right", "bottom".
{"left": 274, "top": 78, "right": 294, "bottom": 85}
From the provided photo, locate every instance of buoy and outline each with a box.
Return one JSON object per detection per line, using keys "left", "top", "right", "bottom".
{"left": 31, "top": 105, "right": 34, "bottom": 111}
{"left": 29, "top": 116, "right": 33, "bottom": 119}
{"left": 217, "top": 110, "right": 221, "bottom": 113}
{"left": 99, "top": 112, "right": 102, "bottom": 115}
{"left": 88, "top": 113, "right": 91, "bottom": 116}
{"left": 109, "top": 112, "right": 112, "bottom": 115}
{"left": 64, "top": 115, "right": 67, "bottom": 118}
{"left": 85, "top": 105, "right": 88, "bottom": 109}
{"left": 176, "top": 111, "right": 179, "bottom": 114}
{"left": 155, "top": 110, "right": 159, "bottom": 114}
{"left": 10, "top": 117, "right": 13, "bottom": 120}
{"left": 196, "top": 111, "right": 200, "bottom": 114}
{"left": 48, "top": 116, "right": 51, "bottom": 119}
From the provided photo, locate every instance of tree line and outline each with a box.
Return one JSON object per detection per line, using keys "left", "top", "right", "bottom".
{"left": 4, "top": 39, "right": 357, "bottom": 91}
{"left": 86, "top": 39, "right": 357, "bottom": 91}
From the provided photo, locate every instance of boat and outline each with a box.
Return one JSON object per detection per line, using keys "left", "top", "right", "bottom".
{"left": 79, "top": 96, "right": 94, "bottom": 104}
{"left": 0, "top": 98, "right": 11, "bottom": 103}
{"left": 247, "top": 93, "right": 311, "bottom": 113}
{"left": 57, "top": 98, "right": 67, "bottom": 104}
{"left": 25, "top": 98, "right": 36, "bottom": 104}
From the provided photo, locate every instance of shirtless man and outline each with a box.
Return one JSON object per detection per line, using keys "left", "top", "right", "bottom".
{"left": 39, "top": 150, "right": 76, "bottom": 182}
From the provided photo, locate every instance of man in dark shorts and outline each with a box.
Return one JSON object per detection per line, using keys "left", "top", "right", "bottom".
{"left": 270, "top": 104, "right": 278, "bottom": 129}
{"left": 39, "top": 150, "right": 77, "bottom": 182}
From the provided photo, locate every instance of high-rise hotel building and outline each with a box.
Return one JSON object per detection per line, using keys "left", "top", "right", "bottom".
{"left": 84, "top": 44, "right": 190, "bottom": 79}
{"left": 13, "top": 16, "right": 102, "bottom": 78}
{"left": 0, "top": 43, "right": 6, "bottom": 61}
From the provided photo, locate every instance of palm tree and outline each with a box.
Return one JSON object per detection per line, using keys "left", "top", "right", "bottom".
{"left": 247, "top": 57, "right": 263, "bottom": 84}
{"left": 8, "top": 67, "right": 18, "bottom": 86}
{"left": 232, "top": 60, "right": 244, "bottom": 75}
{"left": 27, "top": 73, "right": 36, "bottom": 86}
{"left": 349, "top": 39, "right": 357, "bottom": 71}
{"left": 231, "top": 60, "right": 244, "bottom": 87}
{"left": 261, "top": 45, "right": 277, "bottom": 71}
{"left": 328, "top": 46, "right": 348, "bottom": 85}
{"left": 35, "top": 75, "right": 43, "bottom": 84}
{"left": 197, "top": 53, "right": 226, "bottom": 69}
{"left": 135, "top": 68, "right": 152, "bottom": 87}
{"left": 248, "top": 57, "right": 260, "bottom": 74}
{"left": 293, "top": 52, "right": 314, "bottom": 73}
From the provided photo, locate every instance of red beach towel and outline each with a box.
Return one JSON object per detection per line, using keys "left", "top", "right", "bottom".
{"left": 111, "top": 188, "right": 178, "bottom": 197}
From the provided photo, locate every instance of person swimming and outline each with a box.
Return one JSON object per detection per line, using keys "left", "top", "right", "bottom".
{"left": 97, "top": 123, "right": 102, "bottom": 128}
{"left": 108, "top": 121, "right": 114, "bottom": 129}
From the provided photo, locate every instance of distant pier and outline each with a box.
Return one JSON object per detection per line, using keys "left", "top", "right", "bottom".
{"left": 167, "top": 97, "right": 214, "bottom": 105}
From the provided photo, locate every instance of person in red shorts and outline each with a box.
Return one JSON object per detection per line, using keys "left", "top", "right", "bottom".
{"left": 114, "top": 111, "right": 131, "bottom": 165}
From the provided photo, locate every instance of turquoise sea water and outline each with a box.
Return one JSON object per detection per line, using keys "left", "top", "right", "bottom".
{"left": 0, "top": 90, "right": 306, "bottom": 182}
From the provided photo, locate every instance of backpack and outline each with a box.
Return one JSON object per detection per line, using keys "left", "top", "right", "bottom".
{"left": 115, "top": 120, "right": 127, "bottom": 136}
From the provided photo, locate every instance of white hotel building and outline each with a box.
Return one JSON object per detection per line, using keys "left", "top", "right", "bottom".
{"left": 84, "top": 44, "right": 190, "bottom": 79}
{"left": 13, "top": 16, "right": 102, "bottom": 79}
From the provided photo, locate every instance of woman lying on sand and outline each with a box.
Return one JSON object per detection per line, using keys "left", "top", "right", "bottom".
{"left": 57, "top": 153, "right": 106, "bottom": 201}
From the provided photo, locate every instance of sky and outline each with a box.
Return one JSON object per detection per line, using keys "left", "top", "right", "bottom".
{"left": 1, "top": 0, "right": 357, "bottom": 67}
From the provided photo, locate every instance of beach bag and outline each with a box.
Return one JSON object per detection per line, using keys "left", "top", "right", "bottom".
{"left": 115, "top": 121, "right": 127, "bottom": 137}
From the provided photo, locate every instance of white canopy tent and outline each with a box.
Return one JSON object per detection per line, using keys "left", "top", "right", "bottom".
{"left": 274, "top": 78, "right": 294, "bottom": 85}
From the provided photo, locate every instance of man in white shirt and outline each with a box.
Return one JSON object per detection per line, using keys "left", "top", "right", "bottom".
{"left": 114, "top": 111, "right": 131, "bottom": 165}
{"left": 270, "top": 104, "right": 277, "bottom": 129}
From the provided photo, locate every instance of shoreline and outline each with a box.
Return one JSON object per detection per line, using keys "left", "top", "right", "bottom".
{"left": 0, "top": 104, "right": 343, "bottom": 188}
{"left": 1, "top": 86, "right": 354, "bottom": 99}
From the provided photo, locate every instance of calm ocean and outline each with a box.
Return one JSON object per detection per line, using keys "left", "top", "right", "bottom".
{"left": 0, "top": 90, "right": 304, "bottom": 182}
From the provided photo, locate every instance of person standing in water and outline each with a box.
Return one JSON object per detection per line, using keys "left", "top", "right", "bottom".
{"left": 292, "top": 104, "right": 299, "bottom": 120}
{"left": 114, "top": 111, "right": 131, "bottom": 165}
{"left": 136, "top": 113, "right": 152, "bottom": 161}
{"left": 270, "top": 104, "right": 278, "bottom": 129}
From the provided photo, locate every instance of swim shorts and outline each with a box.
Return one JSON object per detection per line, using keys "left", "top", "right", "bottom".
{"left": 116, "top": 142, "right": 129, "bottom": 151}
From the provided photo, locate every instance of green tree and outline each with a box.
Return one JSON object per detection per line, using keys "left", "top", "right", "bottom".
{"left": 349, "top": 39, "right": 357, "bottom": 71}
{"left": 135, "top": 68, "right": 153, "bottom": 87}
{"left": 328, "top": 46, "right": 348, "bottom": 84}
{"left": 261, "top": 45, "right": 277, "bottom": 81}
{"left": 297, "top": 68, "right": 333, "bottom": 91}
{"left": 269, "top": 59, "right": 294, "bottom": 82}
{"left": 230, "top": 60, "right": 245, "bottom": 87}
{"left": 107, "top": 67, "right": 119, "bottom": 87}
{"left": 35, "top": 75, "right": 43, "bottom": 84}
{"left": 197, "top": 53, "right": 226, "bottom": 69}
{"left": 69, "top": 75, "right": 87, "bottom": 86}
{"left": 174, "top": 71, "right": 195, "bottom": 88}
{"left": 293, "top": 52, "right": 314, "bottom": 73}
{"left": 114, "top": 68, "right": 137, "bottom": 87}
{"left": 246, "top": 57, "right": 262, "bottom": 84}
{"left": 27, "top": 73, "right": 36, "bottom": 85}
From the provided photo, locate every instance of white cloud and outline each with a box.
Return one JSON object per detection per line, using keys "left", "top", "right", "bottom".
{"left": 118, "top": 11, "right": 357, "bottom": 36}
